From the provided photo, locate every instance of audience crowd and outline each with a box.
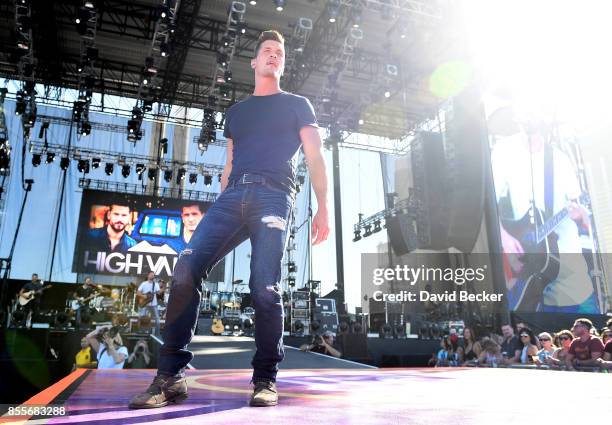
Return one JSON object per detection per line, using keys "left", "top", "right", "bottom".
{"left": 432, "top": 317, "right": 612, "bottom": 372}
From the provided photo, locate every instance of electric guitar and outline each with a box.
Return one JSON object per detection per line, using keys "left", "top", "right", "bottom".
{"left": 501, "top": 195, "right": 588, "bottom": 309}
{"left": 18, "top": 285, "right": 53, "bottom": 306}
{"left": 70, "top": 292, "right": 99, "bottom": 311}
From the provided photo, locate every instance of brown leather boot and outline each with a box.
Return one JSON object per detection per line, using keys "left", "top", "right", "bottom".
{"left": 129, "top": 374, "right": 188, "bottom": 409}
{"left": 249, "top": 379, "right": 278, "bottom": 407}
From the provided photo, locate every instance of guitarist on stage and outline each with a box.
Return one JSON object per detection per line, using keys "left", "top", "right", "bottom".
{"left": 490, "top": 106, "right": 597, "bottom": 313}
{"left": 137, "top": 271, "right": 162, "bottom": 335}
{"left": 73, "top": 277, "right": 97, "bottom": 329}
{"left": 17, "top": 273, "right": 45, "bottom": 327}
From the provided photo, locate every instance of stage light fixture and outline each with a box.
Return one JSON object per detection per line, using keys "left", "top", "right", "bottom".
{"left": 224, "top": 70, "right": 233, "bottom": 82}
{"left": 352, "top": 7, "right": 362, "bottom": 28}
{"left": 327, "top": 0, "right": 340, "bottom": 23}
{"left": 363, "top": 224, "right": 372, "bottom": 237}
{"left": 15, "top": 90, "right": 26, "bottom": 115}
{"left": 204, "top": 174, "right": 213, "bottom": 186}
{"left": 60, "top": 157, "right": 70, "bottom": 170}
{"left": 160, "top": 41, "right": 169, "bottom": 57}
{"left": 287, "top": 261, "right": 297, "bottom": 273}
{"left": 380, "top": 323, "right": 393, "bottom": 339}
{"left": 164, "top": 169, "right": 172, "bottom": 182}
{"left": 353, "top": 229, "right": 361, "bottom": 242}
{"left": 46, "top": 152, "right": 55, "bottom": 164}
{"left": 104, "top": 163, "right": 114, "bottom": 175}
{"left": 91, "top": 157, "right": 100, "bottom": 169}
{"left": 287, "top": 276, "right": 295, "bottom": 287}
{"left": 80, "top": 121, "right": 91, "bottom": 136}
{"left": 121, "top": 164, "right": 131, "bottom": 178}
{"left": 274, "top": 0, "right": 285, "bottom": 12}
{"left": 145, "top": 56, "right": 157, "bottom": 74}
{"left": 188, "top": 173, "right": 197, "bottom": 185}
{"left": 30, "top": 153, "right": 41, "bottom": 167}
{"left": 384, "top": 91, "right": 391, "bottom": 98}
{"left": 176, "top": 168, "right": 186, "bottom": 184}
{"left": 249, "top": 0, "right": 257, "bottom": 4}
{"left": 358, "top": 119, "right": 364, "bottom": 125}
{"left": 148, "top": 168, "right": 157, "bottom": 181}
{"left": 135, "top": 163, "right": 146, "bottom": 179}
{"left": 77, "top": 159, "right": 90, "bottom": 173}
{"left": 373, "top": 220, "right": 382, "bottom": 233}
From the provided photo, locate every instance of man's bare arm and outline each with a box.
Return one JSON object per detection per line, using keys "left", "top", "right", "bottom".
{"left": 220, "top": 138, "right": 233, "bottom": 192}
{"left": 300, "top": 126, "right": 329, "bottom": 245}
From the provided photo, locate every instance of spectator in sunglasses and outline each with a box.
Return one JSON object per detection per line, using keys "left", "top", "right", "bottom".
{"left": 517, "top": 328, "right": 538, "bottom": 364}
{"left": 534, "top": 332, "right": 556, "bottom": 365}
{"left": 545, "top": 330, "right": 573, "bottom": 368}
{"left": 565, "top": 318, "right": 604, "bottom": 371}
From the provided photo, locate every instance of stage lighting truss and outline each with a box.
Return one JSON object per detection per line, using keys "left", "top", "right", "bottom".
{"left": 283, "top": 17, "right": 313, "bottom": 81}
{"left": 132, "top": 0, "right": 180, "bottom": 137}
{"left": 73, "top": 1, "right": 98, "bottom": 138}
{"left": 198, "top": 1, "right": 245, "bottom": 152}
{"left": 14, "top": 0, "right": 38, "bottom": 140}
{"left": 352, "top": 194, "right": 417, "bottom": 242}
{"left": 28, "top": 140, "right": 224, "bottom": 186}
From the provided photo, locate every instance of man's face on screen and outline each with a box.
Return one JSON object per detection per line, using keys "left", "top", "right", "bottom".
{"left": 182, "top": 205, "right": 203, "bottom": 232}
{"left": 108, "top": 205, "right": 130, "bottom": 233}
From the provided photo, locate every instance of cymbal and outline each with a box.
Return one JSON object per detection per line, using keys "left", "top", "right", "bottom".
{"left": 224, "top": 302, "right": 240, "bottom": 308}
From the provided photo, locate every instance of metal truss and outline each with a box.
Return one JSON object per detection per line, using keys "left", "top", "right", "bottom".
{"left": 29, "top": 140, "right": 225, "bottom": 176}
{"left": 352, "top": 193, "right": 417, "bottom": 237}
{"left": 36, "top": 113, "right": 146, "bottom": 137}
{"left": 78, "top": 178, "right": 218, "bottom": 203}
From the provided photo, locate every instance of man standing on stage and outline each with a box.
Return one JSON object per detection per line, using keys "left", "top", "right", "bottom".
{"left": 130, "top": 30, "right": 329, "bottom": 409}
{"left": 18, "top": 273, "right": 45, "bottom": 327}
{"left": 73, "top": 277, "right": 96, "bottom": 329}
{"left": 137, "top": 271, "right": 161, "bottom": 336}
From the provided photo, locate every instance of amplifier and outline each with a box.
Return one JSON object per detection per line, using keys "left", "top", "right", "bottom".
{"left": 292, "top": 309, "right": 309, "bottom": 319}
{"left": 314, "top": 298, "right": 336, "bottom": 314}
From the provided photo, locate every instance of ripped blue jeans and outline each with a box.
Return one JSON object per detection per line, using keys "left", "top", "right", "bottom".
{"left": 158, "top": 174, "right": 293, "bottom": 382}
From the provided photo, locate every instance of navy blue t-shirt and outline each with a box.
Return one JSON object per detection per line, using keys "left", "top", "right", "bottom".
{"left": 223, "top": 91, "right": 318, "bottom": 193}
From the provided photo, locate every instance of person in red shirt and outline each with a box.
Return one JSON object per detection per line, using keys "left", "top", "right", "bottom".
{"left": 565, "top": 318, "right": 604, "bottom": 370}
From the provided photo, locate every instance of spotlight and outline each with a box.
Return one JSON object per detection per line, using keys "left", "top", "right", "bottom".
{"left": 160, "top": 41, "right": 169, "bottom": 57}
{"left": 380, "top": 323, "right": 393, "bottom": 339}
{"left": 31, "top": 153, "right": 41, "bottom": 167}
{"left": 60, "top": 157, "right": 70, "bottom": 170}
{"left": 327, "top": 0, "right": 340, "bottom": 23}
{"left": 46, "top": 152, "right": 55, "bottom": 164}
{"left": 358, "top": 119, "right": 364, "bottom": 125}
{"left": 105, "top": 162, "right": 114, "bottom": 175}
{"left": 15, "top": 90, "right": 26, "bottom": 115}
{"left": 287, "top": 276, "right": 295, "bottom": 287}
{"left": 188, "top": 173, "right": 197, "bottom": 185}
{"left": 145, "top": 56, "right": 157, "bottom": 74}
{"left": 384, "top": 91, "right": 391, "bottom": 98}
{"left": 373, "top": 220, "right": 382, "bottom": 233}
{"left": 274, "top": 0, "right": 285, "bottom": 12}
{"left": 224, "top": 70, "right": 233, "bottom": 82}
{"left": 121, "top": 164, "right": 130, "bottom": 178}
{"left": 164, "top": 169, "right": 172, "bottom": 182}
{"left": 80, "top": 121, "right": 91, "bottom": 136}
{"left": 249, "top": 0, "right": 257, "bottom": 4}
{"left": 176, "top": 168, "right": 186, "bottom": 184}
{"left": 148, "top": 168, "right": 157, "bottom": 181}
{"left": 136, "top": 163, "right": 146, "bottom": 176}
{"left": 363, "top": 224, "right": 372, "bottom": 237}
{"left": 353, "top": 229, "right": 361, "bottom": 242}
{"left": 287, "top": 261, "right": 297, "bottom": 273}
{"left": 91, "top": 157, "right": 100, "bottom": 169}
{"left": 77, "top": 159, "right": 90, "bottom": 173}
{"left": 352, "top": 7, "right": 362, "bottom": 28}
{"left": 204, "top": 174, "right": 212, "bottom": 186}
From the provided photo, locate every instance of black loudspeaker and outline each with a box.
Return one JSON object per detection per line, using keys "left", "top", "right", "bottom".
{"left": 445, "top": 86, "right": 487, "bottom": 252}
{"left": 337, "top": 333, "right": 369, "bottom": 359}
{"left": 411, "top": 131, "right": 449, "bottom": 249}
{"left": 386, "top": 213, "right": 418, "bottom": 256}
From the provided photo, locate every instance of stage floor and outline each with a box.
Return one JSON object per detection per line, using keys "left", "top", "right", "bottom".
{"left": 3, "top": 367, "right": 612, "bottom": 424}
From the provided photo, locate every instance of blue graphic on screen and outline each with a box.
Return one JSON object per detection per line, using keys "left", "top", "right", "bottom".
{"left": 139, "top": 214, "right": 181, "bottom": 237}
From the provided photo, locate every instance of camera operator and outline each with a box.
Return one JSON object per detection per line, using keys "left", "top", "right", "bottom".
{"left": 85, "top": 326, "right": 128, "bottom": 369}
{"left": 299, "top": 330, "right": 342, "bottom": 358}
{"left": 127, "top": 339, "right": 151, "bottom": 369}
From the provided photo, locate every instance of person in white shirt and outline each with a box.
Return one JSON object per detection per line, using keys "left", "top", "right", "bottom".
{"left": 137, "top": 271, "right": 161, "bottom": 335}
{"left": 85, "top": 326, "right": 128, "bottom": 369}
{"left": 490, "top": 106, "right": 596, "bottom": 313}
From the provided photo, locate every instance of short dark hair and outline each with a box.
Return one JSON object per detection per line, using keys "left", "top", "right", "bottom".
{"left": 574, "top": 318, "right": 594, "bottom": 330}
{"left": 254, "top": 30, "right": 284, "bottom": 57}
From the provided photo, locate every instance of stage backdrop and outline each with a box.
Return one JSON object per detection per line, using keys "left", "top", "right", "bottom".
{"left": 72, "top": 189, "right": 224, "bottom": 281}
